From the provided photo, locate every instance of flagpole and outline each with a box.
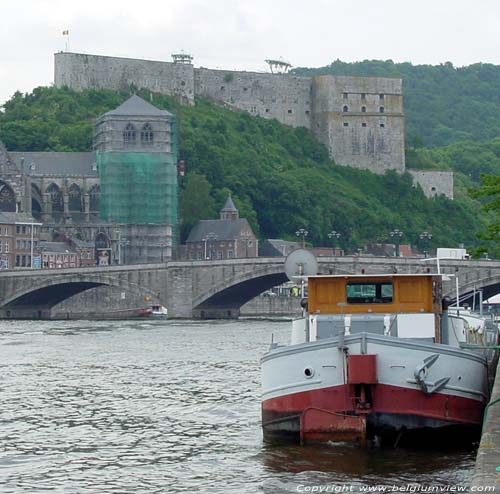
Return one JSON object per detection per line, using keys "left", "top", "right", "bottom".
{"left": 63, "top": 30, "right": 70, "bottom": 52}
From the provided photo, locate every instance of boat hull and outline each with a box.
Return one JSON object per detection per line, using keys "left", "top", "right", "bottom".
{"left": 261, "top": 333, "right": 488, "bottom": 445}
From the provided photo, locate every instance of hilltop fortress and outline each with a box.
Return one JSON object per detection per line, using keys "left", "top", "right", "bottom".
{"left": 54, "top": 52, "right": 453, "bottom": 198}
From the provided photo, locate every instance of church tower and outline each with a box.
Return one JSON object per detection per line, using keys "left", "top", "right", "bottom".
{"left": 94, "top": 95, "right": 178, "bottom": 262}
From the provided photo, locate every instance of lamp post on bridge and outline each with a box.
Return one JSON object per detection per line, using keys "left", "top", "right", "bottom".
{"left": 328, "top": 230, "right": 341, "bottom": 255}
{"left": 390, "top": 229, "right": 404, "bottom": 257}
{"left": 241, "top": 233, "right": 251, "bottom": 258}
{"left": 295, "top": 228, "right": 308, "bottom": 249}
{"left": 419, "top": 231, "right": 432, "bottom": 258}
{"left": 206, "top": 232, "right": 217, "bottom": 260}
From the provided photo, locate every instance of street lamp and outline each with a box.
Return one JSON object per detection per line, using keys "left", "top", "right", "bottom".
{"left": 241, "top": 233, "right": 251, "bottom": 258}
{"left": 295, "top": 228, "right": 309, "bottom": 248}
{"left": 390, "top": 229, "right": 404, "bottom": 257}
{"left": 328, "top": 230, "right": 341, "bottom": 253}
{"left": 116, "top": 229, "right": 130, "bottom": 265}
{"left": 206, "top": 232, "right": 217, "bottom": 260}
{"left": 419, "top": 231, "right": 432, "bottom": 258}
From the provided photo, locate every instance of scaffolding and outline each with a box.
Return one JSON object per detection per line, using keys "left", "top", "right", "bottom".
{"left": 97, "top": 151, "right": 178, "bottom": 226}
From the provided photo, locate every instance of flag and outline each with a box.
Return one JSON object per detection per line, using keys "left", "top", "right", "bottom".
{"left": 62, "top": 30, "right": 69, "bottom": 35}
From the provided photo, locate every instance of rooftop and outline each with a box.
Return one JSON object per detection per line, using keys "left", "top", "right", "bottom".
{"left": 103, "top": 95, "right": 174, "bottom": 118}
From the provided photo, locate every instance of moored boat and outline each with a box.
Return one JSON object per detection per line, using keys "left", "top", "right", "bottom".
{"left": 261, "top": 261, "right": 499, "bottom": 447}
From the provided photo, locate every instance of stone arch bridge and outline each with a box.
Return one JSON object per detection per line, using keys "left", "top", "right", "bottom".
{"left": 0, "top": 256, "right": 499, "bottom": 319}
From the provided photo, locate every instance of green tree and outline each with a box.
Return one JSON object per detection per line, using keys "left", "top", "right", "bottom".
{"left": 179, "top": 172, "right": 217, "bottom": 241}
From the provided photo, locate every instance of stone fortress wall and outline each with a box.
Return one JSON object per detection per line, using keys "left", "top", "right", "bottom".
{"left": 54, "top": 52, "right": 453, "bottom": 198}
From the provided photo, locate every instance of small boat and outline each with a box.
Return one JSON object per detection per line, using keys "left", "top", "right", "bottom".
{"left": 150, "top": 304, "right": 168, "bottom": 317}
{"left": 261, "top": 253, "right": 499, "bottom": 446}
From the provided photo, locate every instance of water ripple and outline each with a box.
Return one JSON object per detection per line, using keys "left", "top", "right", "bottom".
{"left": 0, "top": 319, "right": 475, "bottom": 493}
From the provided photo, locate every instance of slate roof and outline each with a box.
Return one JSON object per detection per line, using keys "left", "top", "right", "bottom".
{"left": 186, "top": 218, "right": 254, "bottom": 242}
{"left": 70, "top": 238, "right": 95, "bottom": 249}
{"left": 0, "top": 212, "right": 41, "bottom": 224}
{"left": 9, "top": 152, "right": 97, "bottom": 177}
{"left": 259, "top": 239, "right": 300, "bottom": 257}
{"left": 40, "top": 241, "right": 77, "bottom": 254}
{"left": 103, "top": 95, "right": 174, "bottom": 117}
{"left": 221, "top": 195, "right": 238, "bottom": 213}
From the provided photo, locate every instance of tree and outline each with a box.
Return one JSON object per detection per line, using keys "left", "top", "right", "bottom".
{"left": 471, "top": 174, "right": 500, "bottom": 254}
{"left": 179, "top": 172, "right": 217, "bottom": 241}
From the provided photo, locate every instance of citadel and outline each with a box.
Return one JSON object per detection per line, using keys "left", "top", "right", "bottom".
{"left": 55, "top": 51, "right": 453, "bottom": 197}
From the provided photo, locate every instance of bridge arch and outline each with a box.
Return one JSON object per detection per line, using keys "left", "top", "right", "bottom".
{"left": 1, "top": 274, "right": 160, "bottom": 317}
{"left": 193, "top": 262, "right": 288, "bottom": 315}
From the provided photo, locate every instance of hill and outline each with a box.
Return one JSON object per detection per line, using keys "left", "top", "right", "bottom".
{"left": 0, "top": 86, "right": 489, "bottom": 252}
{"left": 292, "top": 60, "right": 500, "bottom": 148}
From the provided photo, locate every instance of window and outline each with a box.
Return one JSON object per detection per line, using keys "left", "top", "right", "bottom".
{"left": 288, "top": 109, "right": 292, "bottom": 114}
{"left": 361, "top": 106, "right": 367, "bottom": 113}
{"left": 362, "top": 123, "right": 367, "bottom": 127}
{"left": 140, "top": 123, "right": 154, "bottom": 145}
{"left": 0, "top": 240, "right": 2, "bottom": 253}
{"left": 123, "top": 123, "right": 137, "bottom": 145}
{"left": 380, "top": 94, "right": 385, "bottom": 101}
{"left": 265, "top": 108, "right": 270, "bottom": 113}
{"left": 220, "top": 86, "right": 225, "bottom": 90}
{"left": 217, "top": 251, "right": 223, "bottom": 259}
{"left": 361, "top": 93, "right": 366, "bottom": 100}
{"left": 16, "top": 226, "right": 20, "bottom": 234}
{"left": 342, "top": 105, "right": 348, "bottom": 112}
{"left": 343, "top": 122, "right": 349, "bottom": 127}
{"left": 379, "top": 106, "right": 385, "bottom": 113}
{"left": 343, "top": 92, "right": 348, "bottom": 100}
{"left": 346, "top": 282, "right": 393, "bottom": 304}
{"left": 5, "top": 241, "right": 9, "bottom": 253}
{"left": 228, "top": 250, "right": 234, "bottom": 258}
{"left": 380, "top": 123, "right": 385, "bottom": 128}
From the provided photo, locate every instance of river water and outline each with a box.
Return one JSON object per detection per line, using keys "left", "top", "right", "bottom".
{"left": 0, "top": 319, "right": 475, "bottom": 493}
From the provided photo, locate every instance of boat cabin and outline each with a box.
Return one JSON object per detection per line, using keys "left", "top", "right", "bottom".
{"left": 293, "top": 274, "right": 444, "bottom": 344}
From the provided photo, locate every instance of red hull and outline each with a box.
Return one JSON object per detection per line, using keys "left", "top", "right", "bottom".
{"left": 262, "top": 383, "right": 484, "bottom": 443}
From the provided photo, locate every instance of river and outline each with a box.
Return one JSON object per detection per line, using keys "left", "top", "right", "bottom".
{"left": 0, "top": 319, "right": 475, "bottom": 493}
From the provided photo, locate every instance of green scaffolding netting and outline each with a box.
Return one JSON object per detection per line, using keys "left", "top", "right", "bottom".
{"left": 97, "top": 151, "right": 178, "bottom": 226}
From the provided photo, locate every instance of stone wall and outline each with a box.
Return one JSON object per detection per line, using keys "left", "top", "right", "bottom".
{"left": 194, "top": 68, "right": 312, "bottom": 129}
{"left": 409, "top": 170, "right": 454, "bottom": 199}
{"left": 54, "top": 52, "right": 195, "bottom": 105}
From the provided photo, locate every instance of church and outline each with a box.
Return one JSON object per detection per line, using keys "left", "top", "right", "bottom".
{"left": 0, "top": 95, "right": 179, "bottom": 265}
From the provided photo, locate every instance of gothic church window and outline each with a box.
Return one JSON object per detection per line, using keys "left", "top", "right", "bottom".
{"left": 0, "top": 181, "right": 16, "bottom": 212}
{"left": 361, "top": 106, "right": 367, "bottom": 113}
{"left": 140, "top": 123, "right": 154, "bottom": 145}
{"left": 123, "top": 123, "right": 137, "bottom": 145}
{"left": 342, "top": 105, "right": 348, "bottom": 112}
{"left": 68, "top": 184, "right": 83, "bottom": 212}
{"left": 89, "top": 185, "right": 100, "bottom": 212}
{"left": 380, "top": 107, "right": 385, "bottom": 113}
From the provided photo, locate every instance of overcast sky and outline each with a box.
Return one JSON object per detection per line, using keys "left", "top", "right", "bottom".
{"left": 2, "top": 0, "right": 500, "bottom": 105}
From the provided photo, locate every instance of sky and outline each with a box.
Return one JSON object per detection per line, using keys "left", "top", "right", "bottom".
{"left": 2, "top": 0, "right": 500, "bottom": 105}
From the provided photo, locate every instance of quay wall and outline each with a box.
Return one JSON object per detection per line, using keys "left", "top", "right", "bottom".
{"left": 471, "top": 357, "right": 500, "bottom": 491}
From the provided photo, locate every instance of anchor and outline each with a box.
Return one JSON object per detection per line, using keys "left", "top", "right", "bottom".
{"left": 413, "top": 354, "right": 450, "bottom": 394}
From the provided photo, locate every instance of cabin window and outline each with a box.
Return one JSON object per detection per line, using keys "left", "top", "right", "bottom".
{"left": 346, "top": 282, "right": 393, "bottom": 304}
